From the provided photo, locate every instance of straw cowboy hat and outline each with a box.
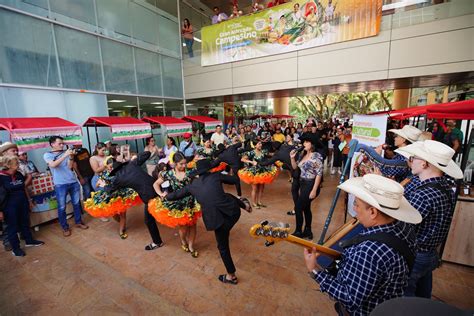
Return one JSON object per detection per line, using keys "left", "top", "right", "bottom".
{"left": 0, "top": 142, "right": 18, "bottom": 155}
{"left": 338, "top": 174, "right": 422, "bottom": 224}
{"left": 389, "top": 125, "right": 422, "bottom": 143}
{"left": 395, "top": 140, "right": 463, "bottom": 179}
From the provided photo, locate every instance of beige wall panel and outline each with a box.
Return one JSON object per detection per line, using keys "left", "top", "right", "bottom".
{"left": 232, "top": 81, "right": 298, "bottom": 95}
{"left": 184, "top": 69, "right": 232, "bottom": 94}
{"left": 298, "top": 71, "right": 388, "bottom": 89}
{"left": 185, "top": 88, "right": 234, "bottom": 100}
{"left": 231, "top": 52, "right": 298, "bottom": 68}
{"left": 183, "top": 60, "right": 231, "bottom": 76}
{"left": 389, "top": 60, "right": 474, "bottom": 79}
{"left": 232, "top": 58, "right": 298, "bottom": 87}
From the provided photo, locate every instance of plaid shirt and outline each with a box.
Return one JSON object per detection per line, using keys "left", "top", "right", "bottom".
{"left": 403, "top": 175, "right": 421, "bottom": 201}
{"left": 380, "top": 153, "right": 410, "bottom": 182}
{"left": 407, "top": 176, "right": 456, "bottom": 253}
{"left": 315, "top": 221, "right": 415, "bottom": 316}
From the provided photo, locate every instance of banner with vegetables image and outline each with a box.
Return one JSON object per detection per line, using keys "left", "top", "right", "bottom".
{"left": 201, "top": 0, "right": 382, "bottom": 66}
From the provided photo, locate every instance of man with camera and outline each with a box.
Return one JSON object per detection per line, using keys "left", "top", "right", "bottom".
{"left": 43, "top": 136, "right": 88, "bottom": 237}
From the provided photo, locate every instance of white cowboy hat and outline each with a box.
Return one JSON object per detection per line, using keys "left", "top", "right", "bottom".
{"left": 338, "top": 174, "right": 422, "bottom": 224}
{"left": 395, "top": 140, "right": 463, "bottom": 179}
{"left": 389, "top": 125, "right": 422, "bottom": 143}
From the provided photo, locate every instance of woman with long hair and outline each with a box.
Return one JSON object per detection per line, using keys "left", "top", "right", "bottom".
{"left": 0, "top": 156, "right": 44, "bottom": 256}
{"left": 150, "top": 152, "right": 201, "bottom": 257}
{"left": 239, "top": 140, "right": 278, "bottom": 208}
{"left": 163, "top": 137, "right": 177, "bottom": 160}
{"left": 290, "top": 134, "right": 324, "bottom": 239}
{"left": 144, "top": 137, "right": 160, "bottom": 176}
{"left": 89, "top": 142, "right": 110, "bottom": 222}
{"left": 182, "top": 18, "right": 194, "bottom": 58}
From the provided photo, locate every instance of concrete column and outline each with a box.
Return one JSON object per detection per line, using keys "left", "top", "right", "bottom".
{"left": 393, "top": 89, "right": 410, "bottom": 110}
{"left": 273, "top": 97, "right": 289, "bottom": 115}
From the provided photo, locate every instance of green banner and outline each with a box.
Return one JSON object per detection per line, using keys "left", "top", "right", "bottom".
{"left": 202, "top": 0, "right": 382, "bottom": 66}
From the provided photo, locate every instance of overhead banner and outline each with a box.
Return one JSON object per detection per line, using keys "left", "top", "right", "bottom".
{"left": 163, "top": 123, "right": 192, "bottom": 137}
{"left": 201, "top": 0, "right": 382, "bottom": 66}
{"left": 111, "top": 124, "right": 152, "bottom": 141}
{"left": 11, "top": 127, "right": 82, "bottom": 152}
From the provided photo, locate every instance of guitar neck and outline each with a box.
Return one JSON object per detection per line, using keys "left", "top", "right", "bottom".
{"left": 323, "top": 218, "right": 359, "bottom": 248}
{"left": 285, "top": 235, "right": 341, "bottom": 259}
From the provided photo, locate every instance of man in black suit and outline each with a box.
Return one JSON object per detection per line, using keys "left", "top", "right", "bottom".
{"left": 100, "top": 151, "right": 163, "bottom": 251}
{"left": 165, "top": 159, "right": 250, "bottom": 285}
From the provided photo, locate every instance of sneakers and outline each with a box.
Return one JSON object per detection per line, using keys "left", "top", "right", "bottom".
{"left": 66, "top": 214, "right": 73, "bottom": 220}
{"left": 12, "top": 248, "right": 26, "bottom": 257}
{"left": 75, "top": 223, "right": 89, "bottom": 230}
{"left": 4, "top": 243, "right": 12, "bottom": 252}
{"left": 25, "top": 240, "right": 45, "bottom": 247}
{"left": 145, "top": 242, "right": 164, "bottom": 251}
{"left": 63, "top": 229, "right": 72, "bottom": 237}
{"left": 99, "top": 217, "right": 110, "bottom": 222}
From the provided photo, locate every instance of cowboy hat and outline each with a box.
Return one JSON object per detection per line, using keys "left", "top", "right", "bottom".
{"left": 395, "top": 140, "right": 463, "bottom": 179}
{"left": 0, "top": 142, "right": 18, "bottom": 156}
{"left": 189, "top": 159, "right": 212, "bottom": 177}
{"left": 389, "top": 125, "right": 422, "bottom": 143}
{"left": 338, "top": 174, "right": 422, "bottom": 224}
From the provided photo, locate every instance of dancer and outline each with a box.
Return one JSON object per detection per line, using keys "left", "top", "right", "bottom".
{"left": 165, "top": 159, "right": 251, "bottom": 285}
{"left": 84, "top": 156, "right": 141, "bottom": 239}
{"left": 239, "top": 140, "right": 279, "bottom": 208}
{"left": 290, "top": 133, "right": 324, "bottom": 239}
{"left": 144, "top": 137, "right": 160, "bottom": 176}
{"left": 98, "top": 151, "right": 164, "bottom": 251}
{"left": 150, "top": 152, "right": 201, "bottom": 257}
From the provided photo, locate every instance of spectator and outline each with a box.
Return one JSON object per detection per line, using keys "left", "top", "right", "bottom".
{"left": 18, "top": 151, "right": 39, "bottom": 177}
{"left": 179, "top": 132, "right": 197, "bottom": 162}
{"left": 252, "top": 1, "right": 264, "bottom": 13}
{"left": 191, "top": 128, "right": 201, "bottom": 145}
{"left": 443, "top": 120, "right": 463, "bottom": 160}
{"left": 72, "top": 145, "right": 94, "bottom": 200}
{"left": 211, "top": 125, "right": 227, "bottom": 146}
{"left": 429, "top": 121, "right": 444, "bottom": 142}
{"left": 90, "top": 143, "right": 108, "bottom": 191}
{"left": 182, "top": 18, "right": 194, "bottom": 58}
{"left": 144, "top": 137, "right": 161, "bottom": 176}
{"left": 272, "top": 128, "right": 285, "bottom": 143}
{"left": 244, "top": 125, "right": 258, "bottom": 144}
{"left": 296, "top": 122, "right": 303, "bottom": 135}
{"left": 251, "top": 123, "right": 260, "bottom": 135}
{"left": 161, "top": 137, "right": 177, "bottom": 164}
{"left": 0, "top": 155, "right": 44, "bottom": 256}
{"left": 229, "top": 5, "right": 243, "bottom": 19}
{"left": 43, "top": 136, "right": 88, "bottom": 237}
{"left": 212, "top": 6, "right": 228, "bottom": 24}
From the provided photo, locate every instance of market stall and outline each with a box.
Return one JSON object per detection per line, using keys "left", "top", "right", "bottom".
{"left": 83, "top": 116, "right": 152, "bottom": 154}
{"left": 0, "top": 117, "right": 83, "bottom": 227}
{"left": 182, "top": 115, "right": 222, "bottom": 133}
{"left": 142, "top": 116, "right": 192, "bottom": 142}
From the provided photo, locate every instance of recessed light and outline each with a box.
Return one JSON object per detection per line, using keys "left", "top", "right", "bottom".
{"left": 185, "top": 103, "right": 194, "bottom": 106}
{"left": 112, "top": 110, "right": 123, "bottom": 113}
{"left": 108, "top": 99, "right": 126, "bottom": 103}
{"left": 108, "top": 108, "right": 113, "bottom": 110}
{"left": 155, "top": 106, "right": 164, "bottom": 109}
{"left": 151, "top": 102, "right": 163, "bottom": 105}
{"left": 123, "top": 105, "right": 136, "bottom": 108}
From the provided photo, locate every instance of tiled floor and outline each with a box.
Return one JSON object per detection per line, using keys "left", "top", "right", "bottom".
{"left": 1, "top": 170, "right": 473, "bottom": 315}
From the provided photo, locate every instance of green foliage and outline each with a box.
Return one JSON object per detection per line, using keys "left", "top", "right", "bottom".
{"left": 289, "top": 90, "right": 393, "bottom": 120}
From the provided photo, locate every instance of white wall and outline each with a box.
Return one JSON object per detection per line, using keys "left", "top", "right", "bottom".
{"left": 183, "top": 10, "right": 474, "bottom": 99}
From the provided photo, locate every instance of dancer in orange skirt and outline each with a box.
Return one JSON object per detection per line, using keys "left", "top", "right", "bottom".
{"left": 84, "top": 156, "right": 141, "bottom": 239}
{"left": 187, "top": 133, "right": 226, "bottom": 173}
{"left": 239, "top": 140, "right": 279, "bottom": 208}
{"left": 150, "top": 152, "right": 201, "bottom": 257}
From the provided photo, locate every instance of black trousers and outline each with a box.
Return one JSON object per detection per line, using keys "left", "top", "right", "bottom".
{"left": 214, "top": 210, "right": 241, "bottom": 274}
{"left": 230, "top": 166, "right": 242, "bottom": 196}
{"left": 144, "top": 203, "right": 163, "bottom": 244}
{"left": 294, "top": 178, "right": 319, "bottom": 233}
{"left": 291, "top": 173, "right": 300, "bottom": 209}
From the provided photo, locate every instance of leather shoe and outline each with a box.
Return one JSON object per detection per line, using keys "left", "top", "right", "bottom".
{"left": 292, "top": 231, "right": 304, "bottom": 238}
{"left": 75, "top": 223, "right": 89, "bottom": 230}
{"left": 63, "top": 229, "right": 71, "bottom": 237}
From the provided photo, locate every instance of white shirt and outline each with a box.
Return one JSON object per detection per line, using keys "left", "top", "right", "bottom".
{"left": 211, "top": 132, "right": 226, "bottom": 146}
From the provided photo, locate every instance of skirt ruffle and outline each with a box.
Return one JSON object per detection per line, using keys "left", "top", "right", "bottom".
{"left": 148, "top": 198, "right": 201, "bottom": 228}
{"left": 187, "top": 159, "right": 227, "bottom": 173}
{"left": 238, "top": 166, "right": 280, "bottom": 184}
{"left": 84, "top": 191, "right": 142, "bottom": 218}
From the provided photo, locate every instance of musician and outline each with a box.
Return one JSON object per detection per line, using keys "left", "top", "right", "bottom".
{"left": 165, "top": 159, "right": 251, "bottom": 285}
{"left": 395, "top": 140, "right": 462, "bottom": 298}
{"left": 304, "top": 174, "right": 421, "bottom": 315}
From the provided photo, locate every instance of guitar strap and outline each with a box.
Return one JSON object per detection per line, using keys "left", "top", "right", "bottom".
{"left": 339, "top": 232, "right": 415, "bottom": 271}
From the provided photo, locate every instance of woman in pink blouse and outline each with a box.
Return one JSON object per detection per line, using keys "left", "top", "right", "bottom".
{"left": 182, "top": 18, "right": 194, "bottom": 58}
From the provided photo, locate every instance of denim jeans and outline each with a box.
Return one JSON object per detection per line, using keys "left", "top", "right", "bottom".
{"left": 54, "top": 182, "right": 83, "bottom": 230}
{"left": 405, "top": 250, "right": 439, "bottom": 298}
{"left": 82, "top": 176, "right": 93, "bottom": 200}
{"left": 184, "top": 38, "right": 194, "bottom": 57}
{"left": 4, "top": 198, "right": 33, "bottom": 251}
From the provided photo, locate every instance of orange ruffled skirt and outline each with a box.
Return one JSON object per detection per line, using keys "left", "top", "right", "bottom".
{"left": 238, "top": 167, "right": 280, "bottom": 185}
{"left": 148, "top": 198, "right": 202, "bottom": 228}
{"left": 187, "top": 159, "right": 227, "bottom": 173}
{"left": 84, "top": 191, "right": 142, "bottom": 218}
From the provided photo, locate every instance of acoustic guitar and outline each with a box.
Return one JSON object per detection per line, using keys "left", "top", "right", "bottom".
{"left": 249, "top": 221, "right": 342, "bottom": 259}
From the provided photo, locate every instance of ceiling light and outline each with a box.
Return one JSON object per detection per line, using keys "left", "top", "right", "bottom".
{"left": 112, "top": 110, "right": 123, "bottom": 113}
{"left": 151, "top": 102, "right": 163, "bottom": 105}
{"left": 123, "top": 105, "right": 136, "bottom": 108}
{"left": 108, "top": 108, "right": 113, "bottom": 110}
{"left": 155, "top": 106, "right": 164, "bottom": 109}
{"left": 108, "top": 99, "right": 126, "bottom": 103}
{"left": 185, "top": 103, "right": 194, "bottom": 106}
{"left": 183, "top": 43, "right": 186, "bottom": 47}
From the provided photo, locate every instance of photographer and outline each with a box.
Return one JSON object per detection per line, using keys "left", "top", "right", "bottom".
{"left": 43, "top": 136, "right": 88, "bottom": 237}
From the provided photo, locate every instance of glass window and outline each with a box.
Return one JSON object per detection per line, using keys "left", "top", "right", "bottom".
{"left": 107, "top": 95, "right": 139, "bottom": 118}
{"left": 158, "top": 16, "right": 181, "bottom": 55}
{"left": 131, "top": 2, "right": 159, "bottom": 47}
{"left": 97, "top": 0, "right": 132, "bottom": 41}
{"left": 156, "top": 0, "right": 177, "bottom": 17}
{"left": 135, "top": 48, "right": 162, "bottom": 96}
{"left": 101, "top": 39, "right": 137, "bottom": 94}
{"left": 138, "top": 97, "right": 165, "bottom": 118}
{"left": 164, "top": 100, "right": 185, "bottom": 117}
{"left": 0, "top": 0, "right": 49, "bottom": 17}
{"left": 49, "top": 0, "right": 96, "bottom": 31}
{"left": 55, "top": 26, "right": 103, "bottom": 91}
{"left": 0, "top": 9, "right": 60, "bottom": 87}
{"left": 161, "top": 56, "right": 183, "bottom": 98}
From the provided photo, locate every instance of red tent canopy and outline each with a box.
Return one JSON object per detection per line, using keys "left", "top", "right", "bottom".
{"left": 0, "top": 117, "right": 82, "bottom": 151}
{"left": 83, "top": 117, "right": 151, "bottom": 141}
{"left": 182, "top": 115, "right": 221, "bottom": 124}
{"left": 142, "top": 116, "right": 192, "bottom": 137}
{"left": 247, "top": 114, "right": 295, "bottom": 120}
{"left": 427, "top": 99, "right": 474, "bottom": 120}
{"left": 388, "top": 104, "right": 433, "bottom": 120}
{"left": 142, "top": 116, "right": 189, "bottom": 126}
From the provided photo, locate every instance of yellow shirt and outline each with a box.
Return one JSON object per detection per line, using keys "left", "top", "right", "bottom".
{"left": 273, "top": 133, "right": 285, "bottom": 143}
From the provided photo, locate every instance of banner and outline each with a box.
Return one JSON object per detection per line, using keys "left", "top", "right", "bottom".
{"left": 11, "top": 127, "right": 82, "bottom": 152}
{"left": 351, "top": 114, "right": 387, "bottom": 147}
{"left": 164, "top": 123, "right": 192, "bottom": 137}
{"left": 204, "top": 121, "right": 222, "bottom": 133}
{"left": 111, "top": 124, "right": 152, "bottom": 141}
{"left": 202, "top": 0, "right": 382, "bottom": 66}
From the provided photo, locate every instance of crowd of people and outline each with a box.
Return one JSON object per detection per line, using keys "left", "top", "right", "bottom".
{"left": 0, "top": 115, "right": 466, "bottom": 314}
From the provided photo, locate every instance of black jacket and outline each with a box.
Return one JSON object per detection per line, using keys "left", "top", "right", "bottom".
{"left": 166, "top": 173, "right": 240, "bottom": 231}
{"left": 213, "top": 142, "right": 250, "bottom": 170}
{"left": 260, "top": 143, "right": 298, "bottom": 170}
{"left": 105, "top": 151, "right": 157, "bottom": 203}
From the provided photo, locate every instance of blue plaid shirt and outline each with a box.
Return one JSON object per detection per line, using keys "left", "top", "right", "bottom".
{"left": 407, "top": 176, "right": 456, "bottom": 253}
{"left": 380, "top": 153, "right": 410, "bottom": 182}
{"left": 315, "top": 221, "right": 415, "bottom": 316}
{"left": 403, "top": 175, "right": 421, "bottom": 201}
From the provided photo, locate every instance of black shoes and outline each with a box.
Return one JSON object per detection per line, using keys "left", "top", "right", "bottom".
{"left": 12, "top": 248, "right": 26, "bottom": 257}
{"left": 25, "top": 240, "right": 45, "bottom": 247}
{"left": 292, "top": 230, "right": 313, "bottom": 240}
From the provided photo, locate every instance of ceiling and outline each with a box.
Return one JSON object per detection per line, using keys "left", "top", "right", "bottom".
{"left": 188, "top": 71, "right": 474, "bottom": 103}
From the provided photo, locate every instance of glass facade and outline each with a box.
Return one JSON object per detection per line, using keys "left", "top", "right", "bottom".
{"left": 0, "top": 0, "right": 184, "bottom": 101}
